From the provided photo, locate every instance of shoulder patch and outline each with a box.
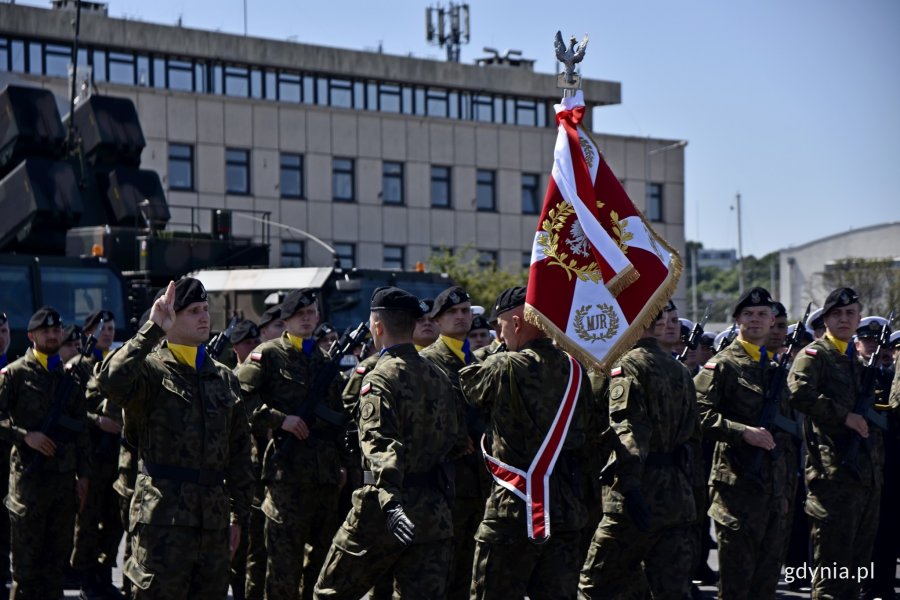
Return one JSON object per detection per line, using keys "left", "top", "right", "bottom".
{"left": 610, "top": 367, "right": 623, "bottom": 377}
{"left": 250, "top": 352, "right": 263, "bottom": 362}
{"left": 361, "top": 401, "right": 375, "bottom": 420}
{"left": 355, "top": 366, "right": 367, "bottom": 374}
{"left": 361, "top": 382, "right": 372, "bottom": 395}
{"left": 805, "top": 348, "right": 818, "bottom": 356}
{"left": 703, "top": 361, "right": 717, "bottom": 370}
{"left": 610, "top": 384, "right": 625, "bottom": 400}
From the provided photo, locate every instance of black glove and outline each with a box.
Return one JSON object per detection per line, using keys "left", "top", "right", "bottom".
{"left": 384, "top": 501, "right": 416, "bottom": 546}
{"left": 623, "top": 488, "right": 651, "bottom": 531}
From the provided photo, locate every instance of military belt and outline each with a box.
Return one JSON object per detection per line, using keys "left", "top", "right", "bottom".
{"left": 644, "top": 451, "right": 677, "bottom": 466}
{"left": 141, "top": 461, "right": 225, "bottom": 486}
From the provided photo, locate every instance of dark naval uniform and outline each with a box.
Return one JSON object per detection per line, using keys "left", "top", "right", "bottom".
{"left": 0, "top": 343, "right": 91, "bottom": 600}
{"left": 315, "top": 342, "right": 459, "bottom": 599}
{"left": 96, "top": 320, "right": 254, "bottom": 599}
{"left": 788, "top": 329, "right": 884, "bottom": 599}
{"left": 237, "top": 331, "right": 347, "bottom": 600}
{"left": 695, "top": 338, "right": 793, "bottom": 599}
{"left": 460, "top": 337, "right": 590, "bottom": 600}
{"left": 579, "top": 336, "right": 697, "bottom": 600}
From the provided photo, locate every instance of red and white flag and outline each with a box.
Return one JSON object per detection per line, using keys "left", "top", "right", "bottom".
{"left": 525, "top": 90, "right": 682, "bottom": 371}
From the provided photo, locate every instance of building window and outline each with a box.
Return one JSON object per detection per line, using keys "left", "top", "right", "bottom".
{"left": 476, "top": 170, "right": 496, "bottom": 212}
{"left": 334, "top": 242, "right": 356, "bottom": 268}
{"left": 280, "top": 153, "right": 304, "bottom": 199}
{"left": 44, "top": 44, "right": 71, "bottom": 78}
{"left": 378, "top": 83, "right": 402, "bottom": 113}
{"left": 478, "top": 250, "right": 497, "bottom": 269}
{"left": 226, "top": 148, "right": 250, "bottom": 195}
{"left": 168, "top": 144, "right": 194, "bottom": 191}
{"left": 472, "top": 94, "right": 493, "bottom": 122}
{"left": 383, "top": 245, "right": 405, "bottom": 269}
{"left": 278, "top": 72, "right": 301, "bottom": 102}
{"left": 332, "top": 158, "right": 355, "bottom": 202}
{"left": 167, "top": 58, "right": 194, "bottom": 91}
{"left": 224, "top": 66, "right": 250, "bottom": 97}
{"left": 382, "top": 162, "right": 404, "bottom": 205}
{"left": 281, "top": 240, "right": 305, "bottom": 267}
{"left": 108, "top": 51, "right": 136, "bottom": 85}
{"left": 646, "top": 182, "right": 663, "bottom": 222}
{"left": 521, "top": 173, "right": 541, "bottom": 215}
{"left": 431, "top": 166, "right": 451, "bottom": 208}
{"left": 426, "top": 88, "right": 449, "bottom": 117}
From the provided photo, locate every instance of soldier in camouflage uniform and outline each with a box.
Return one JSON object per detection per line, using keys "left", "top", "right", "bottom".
{"left": 70, "top": 310, "right": 127, "bottom": 599}
{"left": 695, "top": 287, "right": 794, "bottom": 599}
{"left": 459, "top": 286, "right": 591, "bottom": 599}
{"left": 314, "top": 286, "right": 459, "bottom": 599}
{"left": 788, "top": 287, "right": 888, "bottom": 599}
{"left": 96, "top": 278, "right": 254, "bottom": 599}
{"left": 420, "top": 285, "right": 487, "bottom": 600}
{"left": 236, "top": 288, "right": 348, "bottom": 600}
{"left": 579, "top": 309, "right": 698, "bottom": 600}
{"left": 0, "top": 306, "right": 92, "bottom": 600}
{"left": 0, "top": 312, "right": 11, "bottom": 596}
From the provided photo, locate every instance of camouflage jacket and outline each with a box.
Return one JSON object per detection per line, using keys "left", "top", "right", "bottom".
{"left": 236, "top": 331, "right": 347, "bottom": 487}
{"left": 350, "top": 343, "right": 459, "bottom": 543}
{"left": 0, "top": 348, "right": 91, "bottom": 477}
{"left": 96, "top": 321, "right": 254, "bottom": 529}
{"left": 788, "top": 337, "right": 885, "bottom": 487}
{"left": 420, "top": 336, "right": 489, "bottom": 498}
{"left": 891, "top": 367, "right": 900, "bottom": 413}
{"left": 695, "top": 339, "right": 792, "bottom": 503}
{"left": 604, "top": 337, "right": 697, "bottom": 527}
{"left": 341, "top": 353, "right": 381, "bottom": 416}
{"left": 459, "top": 337, "right": 589, "bottom": 539}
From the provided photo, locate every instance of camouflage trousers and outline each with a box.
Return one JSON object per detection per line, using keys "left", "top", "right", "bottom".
{"left": 471, "top": 528, "right": 582, "bottom": 600}
{"left": 805, "top": 477, "right": 880, "bottom": 600}
{"left": 448, "top": 494, "right": 486, "bottom": 600}
{"left": 0, "top": 441, "right": 10, "bottom": 588}
{"left": 708, "top": 483, "right": 789, "bottom": 600}
{"left": 71, "top": 457, "right": 124, "bottom": 570}
{"left": 124, "top": 523, "right": 230, "bottom": 599}
{"left": 242, "top": 504, "right": 266, "bottom": 600}
{"left": 6, "top": 470, "right": 76, "bottom": 600}
{"left": 578, "top": 513, "right": 693, "bottom": 600}
{"left": 313, "top": 527, "right": 452, "bottom": 600}
{"left": 263, "top": 482, "right": 340, "bottom": 600}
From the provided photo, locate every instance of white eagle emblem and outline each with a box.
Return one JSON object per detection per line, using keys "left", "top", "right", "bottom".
{"left": 565, "top": 221, "right": 590, "bottom": 257}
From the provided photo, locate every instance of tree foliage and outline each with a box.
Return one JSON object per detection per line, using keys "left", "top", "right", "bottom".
{"left": 428, "top": 247, "right": 528, "bottom": 309}
{"left": 822, "top": 257, "right": 900, "bottom": 317}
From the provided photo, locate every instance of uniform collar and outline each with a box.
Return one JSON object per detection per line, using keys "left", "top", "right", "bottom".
{"left": 32, "top": 348, "right": 62, "bottom": 372}
{"left": 825, "top": 333, "right": 850, "bottom": 356}
{"left": 166, "top": 342, "right": 206, "bottom": 371}
{"left": 286, "top": 332, "right": 316, "bottom": 356}
{"left": 440, "top": 334, "right": 472, "bottom": 364}
{"left": 737, "top": 338, "right": 767, "bottom": 364}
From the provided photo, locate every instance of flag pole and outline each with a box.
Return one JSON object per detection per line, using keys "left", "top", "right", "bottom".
{"left": 554, "top": 31, "right": 589, "bottom": 98}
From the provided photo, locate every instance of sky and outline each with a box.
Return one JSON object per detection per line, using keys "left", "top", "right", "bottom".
{"left": 19, "top": 0, "right": 900, "bottom": 258}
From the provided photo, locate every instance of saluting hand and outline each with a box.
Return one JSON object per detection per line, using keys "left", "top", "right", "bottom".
{"left": 150, "top": 280, "right": 177, "bottom": 332}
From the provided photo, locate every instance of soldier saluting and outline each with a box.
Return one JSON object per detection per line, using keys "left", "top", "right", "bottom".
{"left": 95, "top": 278, "right": 254, "bottom": 599}
{"left": 0, "top": 306, "right": 91, "bottom": 600}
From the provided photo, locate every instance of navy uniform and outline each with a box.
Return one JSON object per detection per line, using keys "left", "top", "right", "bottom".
{"left": 0, "top": 307, "right": 92, "bottom": 600}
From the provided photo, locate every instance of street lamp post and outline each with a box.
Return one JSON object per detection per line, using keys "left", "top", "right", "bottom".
{"left": 732, "top": 192, "right": 744, "bottom": 294}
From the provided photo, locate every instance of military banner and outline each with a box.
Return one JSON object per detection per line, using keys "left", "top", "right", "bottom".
{"left": 525, "top": 90, "right": 682, "bottom": 371}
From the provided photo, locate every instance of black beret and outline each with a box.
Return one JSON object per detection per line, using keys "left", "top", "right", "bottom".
{"left": 772, "top": 302, "right": 787, "bottom": 320}
{"left": 370, "top": 286, "right": 427, "bottom": 316}
{"left": 0, "top": 312, "right": 7, "bottom": 325}
{"left": 493, "top": 286, "right": 526, "bottom": 317}
{"left": 230, "top": 320, "right": 261, "bottom": 344}
{"left": 855, "top": 316, "right": 889, "bottom": 340}
{"left": 62, "top": 324, "right": 83, "bottom": 344}
{"left": 28, "top": 306, "right": 62, "bottom": 332}
{"left": 470, "top": 314, "right": 491, "bottom": 332}
{"left": 314, "top": 322, "right": 337, "bottom": 341}
{"left": 173, "top": 278, "right": 208, "bottom": 312}
{"left": 280, "top": 288, "right": 318, "bottom": 319}
{"left": 663, "top": 299, "right": 677, "bottom": 313}
{"left": 431, "top": 286, "right": 471, "bottom": 318}
{"left": 732, "top": 287, "right": 774, "bottom": 318}
{"left": 83, "top": 309, "right": 115, "bottom": 331}
{"left": 418, "top": 298, "right": 435, "bottom": 317}
{"left": 822, "top": 287, "right": 860, "bottom": 317}
{"left": 258, "top": 305, "right": 282, "bottom": 329}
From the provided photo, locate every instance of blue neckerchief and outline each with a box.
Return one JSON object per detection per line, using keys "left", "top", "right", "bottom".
{"left": 93, "top": 348, "right": 104, "bottom": 362}
{"left": 302, "top": 338, "right": 316, "bottom": 357}
{"left": 759, "top": 345, "right": 768, "bottom": 368}
{"left": 380, "top": 344, "right": 402, "bottom": 357}
{"left": 462, "top": 339, "right": 473, "bottom": 364}
{"left": 0, "top": 354, "right": 6, "bottom": 369}
{"left": 195, "top": 344, "right": 206, "bottom": 371}
{"left": 846, "top": 343, "right": 855, "bottom": 358}
{"left": 47, "top": 354, "right": 61, "bottom": 371}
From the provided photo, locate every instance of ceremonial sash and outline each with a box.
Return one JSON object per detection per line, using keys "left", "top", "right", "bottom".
{"left": 481, "top": 353, "right": 583, "bottom": 542}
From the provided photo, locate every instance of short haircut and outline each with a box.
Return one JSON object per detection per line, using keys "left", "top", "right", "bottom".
{"left": 373, "top": 310, "right": 417, "bottom": 338}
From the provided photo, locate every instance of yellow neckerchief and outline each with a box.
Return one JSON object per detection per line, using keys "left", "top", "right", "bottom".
{"left": 825, "top": 333, "right": 848, "bottom": 355}
{"left": 440, "top": 334, "right": 466, "bottom": 363}
{"left": 32, "top": 348, "right": 52, "bottom": 370}
{"left": 415, "top": 344, "right": 426, "bottom": 352}
{"left": 167, "top": 343, "right": 200, "bottom": 370}
{"left": 737, "top": 338, "right": 763, "bottom": 363}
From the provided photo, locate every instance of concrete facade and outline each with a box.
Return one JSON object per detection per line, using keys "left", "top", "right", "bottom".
{"left": 0, "top": 2, "right": 687, "bottom": 305}
{"left": 779, "top": 222, "right": 900, "bottom": 316}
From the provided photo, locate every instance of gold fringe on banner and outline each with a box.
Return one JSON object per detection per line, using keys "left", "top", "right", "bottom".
{"left": 605, "top": 264, "right": 640, "bottom": 297}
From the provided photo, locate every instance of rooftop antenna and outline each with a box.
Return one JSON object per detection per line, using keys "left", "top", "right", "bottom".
{"left": 426, "top": 3, "right": 470, "bottom": 63}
